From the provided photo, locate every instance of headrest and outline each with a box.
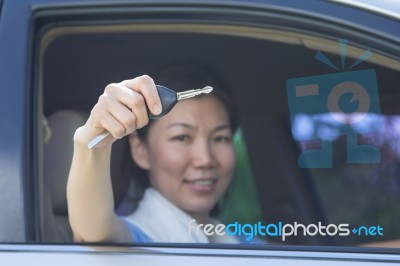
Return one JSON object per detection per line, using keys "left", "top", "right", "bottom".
{"left": 44, "top": 110, "right": 132, "bottom": 215}
{"left": 43, "top": 110, "right": 133, "bottom": 215}
{"left": 44, "top": 110, "right": 88, "bottom": 214}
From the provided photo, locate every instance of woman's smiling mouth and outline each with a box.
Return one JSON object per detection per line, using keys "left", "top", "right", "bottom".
{"left": 184, "top": 178, "right": 217, "bottom": 192}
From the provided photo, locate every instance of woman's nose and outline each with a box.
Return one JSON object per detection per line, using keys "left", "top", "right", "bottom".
{"left": 191, "top": 140, "right": 216, "bottom": 168}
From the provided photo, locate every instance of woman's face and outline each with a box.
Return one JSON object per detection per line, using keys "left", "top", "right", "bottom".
{"left": 131, "top": 95, "right": 235, "bottom": 221}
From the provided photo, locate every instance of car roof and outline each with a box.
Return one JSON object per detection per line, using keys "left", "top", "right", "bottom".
{"left": 329, "top": 0, "right": 400, "bottom": 20}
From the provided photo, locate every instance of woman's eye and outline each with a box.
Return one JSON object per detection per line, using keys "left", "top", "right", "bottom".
{"left": 172, "top": 135, "right": 190, "bottom": 141}
{"left": 215, "top": 135, "right": 231, "bottom": 143}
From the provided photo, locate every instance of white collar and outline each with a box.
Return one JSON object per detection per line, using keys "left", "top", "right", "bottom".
{"left": 124, "top": 188, "right": 239, "bottom": 243}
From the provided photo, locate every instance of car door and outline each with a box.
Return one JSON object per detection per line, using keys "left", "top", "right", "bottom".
{"left": 1, "top": 0, "right": 400, "bottom": 264}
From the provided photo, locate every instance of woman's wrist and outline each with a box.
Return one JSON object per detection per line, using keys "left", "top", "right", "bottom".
{"left": 73, "top": 126, "right": 114, "bottom": 152}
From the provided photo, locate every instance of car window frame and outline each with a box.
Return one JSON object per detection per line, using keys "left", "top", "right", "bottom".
{"left": 30, "top": 0, "right": 400, "bottom": 249}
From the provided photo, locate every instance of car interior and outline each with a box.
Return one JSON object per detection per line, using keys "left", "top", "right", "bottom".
{"left": 37, "top": 22, "right": 400, "bottom": 247}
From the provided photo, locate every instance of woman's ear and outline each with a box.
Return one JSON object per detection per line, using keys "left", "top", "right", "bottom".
{"left": 129, "top": 132, "right": 150, "bottom": 170}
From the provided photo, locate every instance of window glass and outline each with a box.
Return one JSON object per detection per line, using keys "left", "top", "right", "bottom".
{"left": 292, "top": 113, "right": 400, "bottom": 245}
{"left": 40, "top": 21, "right": 400, "bottom": 248}
{"left": 219, "top": 129, "right": 263, "bottom": 225}
{"left": 284, "top": 32, "right": 400, "bottom": 245}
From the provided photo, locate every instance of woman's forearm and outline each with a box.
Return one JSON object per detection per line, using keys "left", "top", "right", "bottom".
{"left": 66, "top": 127, "right": 128, "bottom": 242}
{"left": 66, "top": 76, "right": 161, "bottom": 243}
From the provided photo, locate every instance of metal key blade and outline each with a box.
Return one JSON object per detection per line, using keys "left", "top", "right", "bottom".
{"left": 87, "top": 132, "right": 110, "bottom": 149}
{"left": 177, "top": 86, "right": 213, "bottom": 100}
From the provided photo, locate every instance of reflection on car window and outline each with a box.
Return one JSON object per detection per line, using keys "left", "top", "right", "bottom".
{"left": 292, "top": 113, "right": 400, "bottom": 245}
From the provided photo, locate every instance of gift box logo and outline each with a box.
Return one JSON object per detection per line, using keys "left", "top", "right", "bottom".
{"left": 286, "top": 40, "right": 381, "bottom": 168}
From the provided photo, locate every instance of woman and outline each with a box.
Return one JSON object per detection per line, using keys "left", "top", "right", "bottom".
{"left": 67, "top": 65, "right": 242, "bottom": 243}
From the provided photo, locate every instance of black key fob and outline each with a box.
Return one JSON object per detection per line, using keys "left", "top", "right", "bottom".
{"left": 148, "top": 85, "right": 178, "bottom": 119}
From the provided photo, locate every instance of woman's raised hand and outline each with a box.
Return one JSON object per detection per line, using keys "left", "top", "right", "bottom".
{"left": 74, "top": 75, "right": 162, "bottom": 148}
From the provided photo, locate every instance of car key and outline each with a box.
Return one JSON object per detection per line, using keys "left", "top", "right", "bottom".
{"left": 87, "top": 85, "right": 213, "bottom": 149}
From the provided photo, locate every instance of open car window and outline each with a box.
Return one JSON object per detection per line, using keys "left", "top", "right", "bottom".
{"left": 32, "top": 2, "right": 400, "bottom": 251}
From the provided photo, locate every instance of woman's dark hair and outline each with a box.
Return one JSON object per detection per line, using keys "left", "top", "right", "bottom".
{"left": 123, "top": 62, "right": 239, "bottom": 216}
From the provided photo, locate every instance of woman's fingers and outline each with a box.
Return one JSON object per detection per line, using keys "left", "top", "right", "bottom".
{"left": 103, "top": 95, "right": 142, "bottom": 137}
{"left": 91, "top": 107, "right": 126, "bottom": 139}
{"left": 88, "top": 75, "right": 160, "bottom": 140}
{"left": 122, "top": 75, "right": 162, "bottom": 116}
{"left": 111, "top": 84, "right": 149, "bottom": 130}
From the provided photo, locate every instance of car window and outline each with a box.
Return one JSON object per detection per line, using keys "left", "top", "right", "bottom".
{"left": 39, "top": 27, "right": 400, "bottom": 247}
{"left": 32, "top": 2, "right": 400, "bottom": 251}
